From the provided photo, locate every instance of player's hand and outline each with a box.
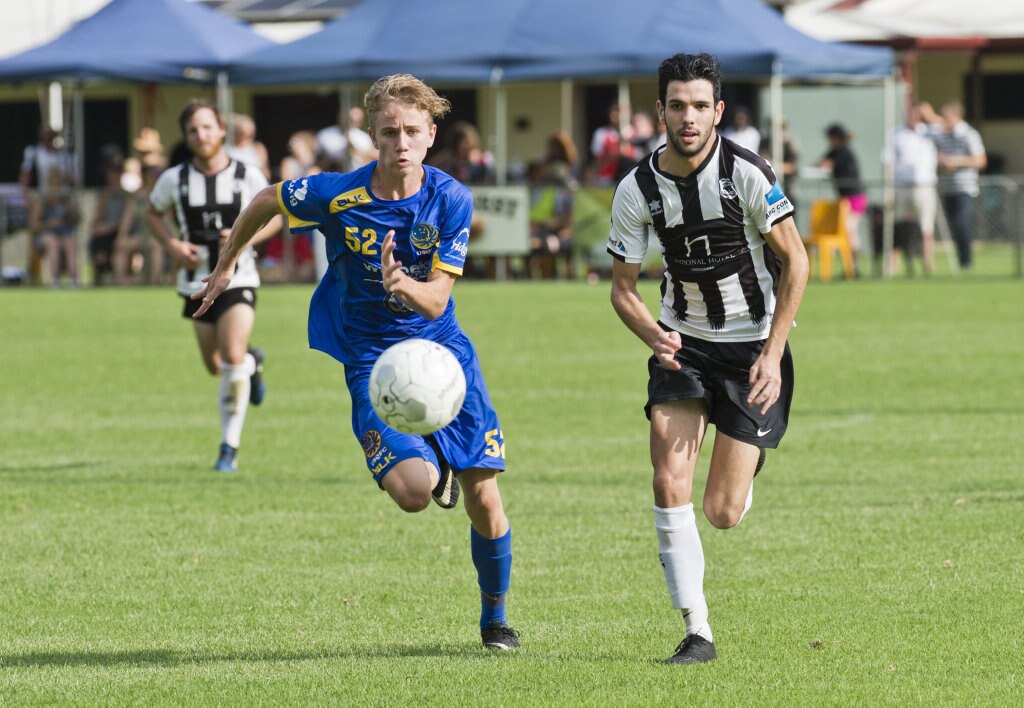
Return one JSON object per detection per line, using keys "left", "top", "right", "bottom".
{"left": 219, "top": 228, "right": 232, "bottom": 244}
{"left": 381, "top": 230, "right": 407, "bottom": 293}
{"left": 190, "top": 263, "right": 234, "bottom": 318}
{"left": 171, "top": 239, "right": 201, "bottom": 269}
{"left": 652, "top": 330, "right": 682, "bottom": 370}
{"left": 747, "top": 351, "right": 782, "bottom": 415}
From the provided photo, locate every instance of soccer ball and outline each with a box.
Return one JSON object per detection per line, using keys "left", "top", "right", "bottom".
{"left": 369, "top": 339, "right": 467, "bottom": 435}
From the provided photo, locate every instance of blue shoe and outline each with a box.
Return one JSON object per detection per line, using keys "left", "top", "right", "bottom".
{"left": 214, "top": 443, "right": 238, "bottom": 473}
{"left": 249, "top": 347, "right": 266, "bottom": 406}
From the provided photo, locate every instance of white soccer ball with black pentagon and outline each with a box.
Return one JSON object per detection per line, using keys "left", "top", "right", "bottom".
{"left": 369, "top": 339, "right": 467, "bottom": 435}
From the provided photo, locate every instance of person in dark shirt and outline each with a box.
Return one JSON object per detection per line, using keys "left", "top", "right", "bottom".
{"left": 818, "top": 123, "right": 867, "bottom": 266}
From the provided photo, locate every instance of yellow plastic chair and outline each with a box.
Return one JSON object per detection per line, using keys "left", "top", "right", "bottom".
{"left": 806, "top": 198, "right": 856, "bottom": 281}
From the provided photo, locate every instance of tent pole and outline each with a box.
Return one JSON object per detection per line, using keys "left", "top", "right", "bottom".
{"left": 492, "top": 68, "right": 507, "bottom": 187}
{"left": 617, "top": 78, "right": 631, "bottom": 135}
{"left": 881, "top": 72, "right": 896, "bottom": 278}
{"left": 71, "top": 82, "right": 84, "bottom": 187}
{"left": 770, "top": 63, "right": 783, "bottom": 183}
{"left": 560, "top": 79, "right": 573, "bottom": 138}
{"left": 216, "top": 70, "right": 233, "bottom": 142}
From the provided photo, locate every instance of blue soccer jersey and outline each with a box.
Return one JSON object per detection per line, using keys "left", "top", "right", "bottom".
{"left": 278, "top": 163, "right": 473, "bottom": 366}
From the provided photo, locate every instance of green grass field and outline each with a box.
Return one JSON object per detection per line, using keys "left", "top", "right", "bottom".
{"left": 1, "top": 258, "right": 1022, "bottom": 704}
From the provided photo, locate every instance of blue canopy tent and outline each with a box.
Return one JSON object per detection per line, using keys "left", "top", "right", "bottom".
{"left": 0, "top": 0, "right": 273, "bottom": 83}
{"left": 229, "top": 0, "right": 893, "bottom": 184}
{"left": 0, "top": 0, "right": 274, "bottom": 184}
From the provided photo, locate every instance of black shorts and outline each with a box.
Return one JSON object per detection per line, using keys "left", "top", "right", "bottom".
{"left": 645, "top": 329, "right": 794, "bottom": 449}
{"left": 181, "top": 287, "right": 257, "bottom": 324}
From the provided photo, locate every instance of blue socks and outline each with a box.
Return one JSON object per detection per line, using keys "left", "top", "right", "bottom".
{"left": 471, "top": 526, "right": 512, "bottom": 629}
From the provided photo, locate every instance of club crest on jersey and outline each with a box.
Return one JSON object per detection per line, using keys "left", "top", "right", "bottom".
{"left": 361, "top": 430, "right": 382, "bottom": 458}
{"left": 411, "top": 223, "right": 440, "bottom": 252}
{"left": 648, "top": 199, "right": 663, "bottom": 216}
{"left": 329, "top": 186, "right": 372, "bottom": 213}
{"left": 719, "top": 178, "right": 738, "bottom": 200}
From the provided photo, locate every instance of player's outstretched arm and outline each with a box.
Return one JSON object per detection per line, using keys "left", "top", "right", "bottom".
{"left": 610, "top": 258, "right": 681, "bottom": 370}
{"left": 380, "top": 230, "right": 456, "bottom": 320}
{"left": 192, "top": 184, "right": 282, "bottom": 318}
{"left": 748, "top": 217, "right": 809, "bottom": 413}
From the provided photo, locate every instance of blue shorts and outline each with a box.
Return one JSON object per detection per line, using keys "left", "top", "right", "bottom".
{"left": 345, "top": 332, "right": 506, "bottom": 486}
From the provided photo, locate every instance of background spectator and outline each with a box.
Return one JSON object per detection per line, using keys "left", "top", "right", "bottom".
{"left": 818, "top": 122, "right": 867, "bottom": 268}
{"left": 316, "top": 106, "right": 377, "bottom": 172}
{"left": 722, "top": 106, "right": 761, "bottom": 153}
{"left": 889, "top": 103, "right": 939, "bottom": 274}
{"left": 587, "top": 103, "right": 623, "bottom": 184}
{"left": 428, "top": 121, "right": 494, "bottom": 185}
{"left": 19, "top": 126, "right": 76, "bottom": 192}
{"left": 87, "top": 145, "right": 131, "bottom": 285}
{"left": 759, "top": 118, "right": 800, "bottom": 208}
{"left": 919, "top": 100, "right": 987, "bottom": 270}
{"left": 226, "top": 113, "right": 271, "bottom": 180}
{"left": 30, "top": 169, "right": 80, "bottom": 287}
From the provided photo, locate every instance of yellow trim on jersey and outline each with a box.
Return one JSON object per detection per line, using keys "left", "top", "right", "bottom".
{"left": 329, "top": 186, "right": 373, "bottom": 213}
{"left": 277, "top": 182, "right": 319, "bottom": 229}
{"left": 433, "top": 252, "right": 464, "bottom": 276}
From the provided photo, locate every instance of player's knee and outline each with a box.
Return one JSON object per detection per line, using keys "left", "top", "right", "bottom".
{"left": 391, "top": 490, "right": 431, "bottom": 513}
{"left": 703, "top": 497, "right": 743, "bottom": 529}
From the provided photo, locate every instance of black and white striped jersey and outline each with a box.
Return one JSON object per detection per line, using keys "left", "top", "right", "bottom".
{"left": 150, "top": 159, "right": 268, "bottom": 297}
{"left": 608, "top": 135, "right": 795, "bottom": 342}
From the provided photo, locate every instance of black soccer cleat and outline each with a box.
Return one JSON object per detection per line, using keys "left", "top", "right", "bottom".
{"left": 663, "top": 634, "right": 717, "bottom": 664}
{"left": 753, "top": 447, "right": 767, "bottom": 478}
{"left": 427, "top": 437, "right": 459, "bottom": 509}
{"left": 481, "top": 622, "right": 520, "bottom": 651}
{"left": 431, "top": 459, "right": 460, "bottom": 509}
{"left": 249, "top": 346, "right": 266, "bottom": 405}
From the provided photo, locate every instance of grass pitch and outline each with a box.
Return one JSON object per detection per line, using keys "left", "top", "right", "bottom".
{"left": 1, "top": 255, "right": 1022, "bottom": 704}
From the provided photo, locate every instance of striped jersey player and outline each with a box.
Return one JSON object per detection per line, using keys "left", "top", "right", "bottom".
{"left": 609, "top": 53, "right": 809, "bottom": 665}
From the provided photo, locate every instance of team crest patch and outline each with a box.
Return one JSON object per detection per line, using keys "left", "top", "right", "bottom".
{"left": 719, "top": 178, "right": 738, "bottom": 200}
{"left": 411, "top": 223, "right": 440, "bottom": 251}
{"left": 329, "top": 186, "right": 372, "bottom": 213}
{"left": 360, "top": 430, "right": 382, "bottom": 458}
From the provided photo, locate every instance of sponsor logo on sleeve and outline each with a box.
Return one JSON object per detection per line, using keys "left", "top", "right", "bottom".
{"left": 287, "top": 178, "right": 308, "bottom": 207}
{"left": 765, "top": 181, "right": 786, "bottom": 206}
{"left": 764, "top": 182, "right": 792, "bottom": 220}
{"left": 450, "top": 227, "right": 470, "bottom": 258}
{"left": 329, "top": 186, "right": 372, "bottom": 213}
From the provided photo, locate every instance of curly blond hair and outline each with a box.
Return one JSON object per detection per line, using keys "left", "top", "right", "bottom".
{"left": 364, "top": 74, "right": 451, "bottom": 128}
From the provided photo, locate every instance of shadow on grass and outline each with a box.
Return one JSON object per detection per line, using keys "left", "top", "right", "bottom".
{"left": 0, "top": 462, "right": 91, "bottom": 474}
{"left": 0, "top": 643, "right": 500, "bottom": 668}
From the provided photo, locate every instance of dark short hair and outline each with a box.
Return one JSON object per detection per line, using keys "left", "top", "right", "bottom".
{"left": 825, "top": 123, "right": 850, "bottom": 140}
{"left": 658, "top": 53, "right": 722, "bottom": 106}
{"left": 178, "top": 99, "right": 224, "bottom": 136}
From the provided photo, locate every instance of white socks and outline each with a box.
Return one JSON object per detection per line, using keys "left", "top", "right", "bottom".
{"left": 654, "top": 504, "right": 713, "bottom": 642}
{"left": 219, "top": 356, "right": 254, "bottom": 448}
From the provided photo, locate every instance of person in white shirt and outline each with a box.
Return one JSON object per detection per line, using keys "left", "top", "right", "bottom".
{"left": 315, "top": 106, "right": 377, "bottom": 172}
{"left": 721, "top": 106, "right": 761, "bottom": 154}
{"left": 891, "top": 104, "right": 939, "bottom": 274}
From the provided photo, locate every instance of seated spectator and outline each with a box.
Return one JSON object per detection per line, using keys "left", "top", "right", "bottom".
{"left": 88, "top": 146, "right": 131, "bottom": 285}
{"left": 526, "top": 160, "right": 576, "bottom": 280}
{"left": 428, "top": 121, "right": 494, "bottom": 184}
{"left": 112, "top": 157, "right": 168, "bottom": 285}
{"left": 30, "top": 169, "right": 80, "bottom": 287}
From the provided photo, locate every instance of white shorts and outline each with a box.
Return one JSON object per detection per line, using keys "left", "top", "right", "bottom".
{"left": 895, "top": 186, "right": 937, "bottom": 236}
